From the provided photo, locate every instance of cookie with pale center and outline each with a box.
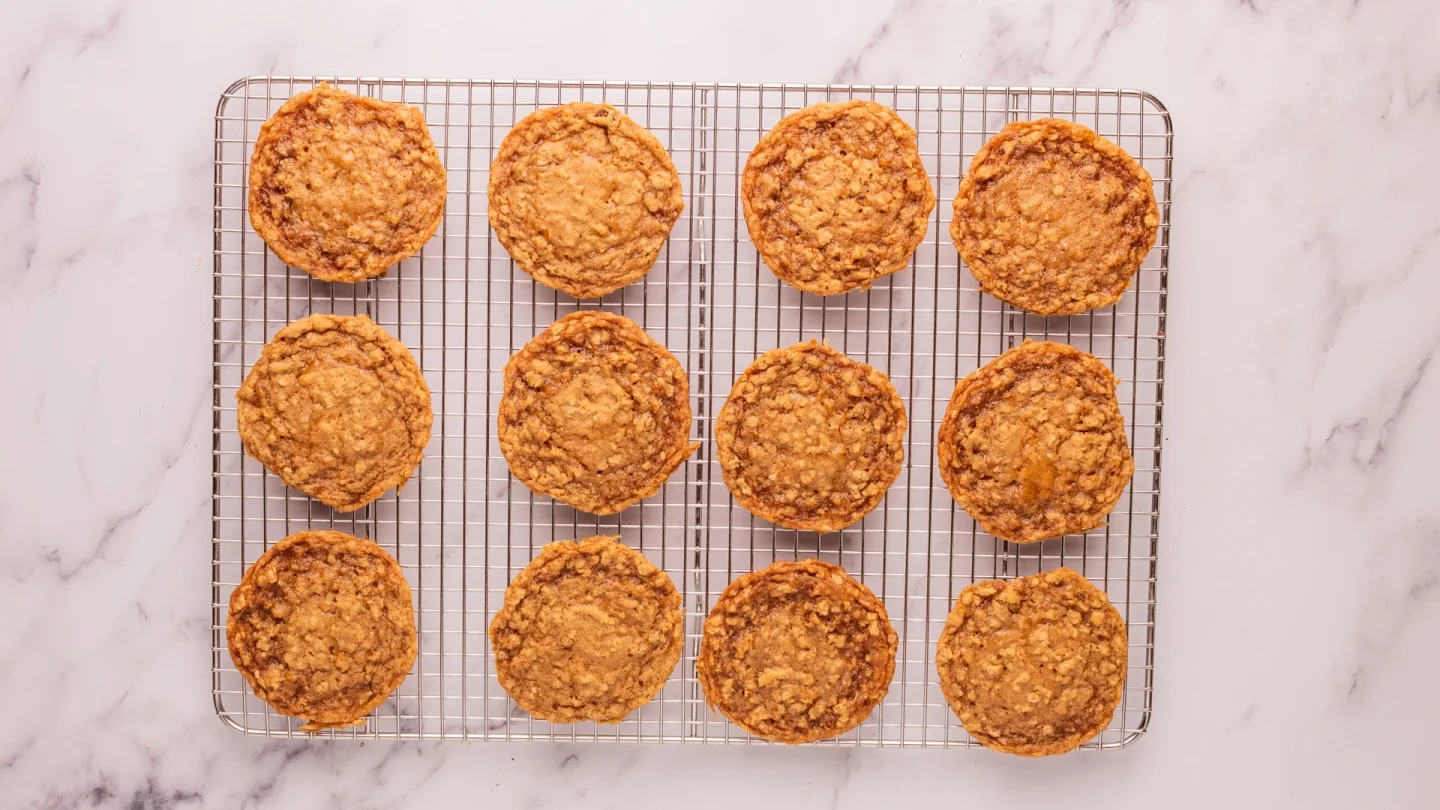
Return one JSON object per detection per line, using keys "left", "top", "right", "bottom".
{"left": 488, "top": 102, "right": 684, "bottom": 298}
{"left": 490, "top": 536, "right": 684, "bottom": 723}
{"left": 236, "top": 313, "right": 433, "bottom": 512}
{"left": 498, "top": 311, "right": 698, "bottom": 514}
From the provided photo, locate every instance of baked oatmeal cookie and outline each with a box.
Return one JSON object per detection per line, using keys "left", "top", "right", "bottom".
{"left": 715, "top": 341, "right": 906, "bottom": 532}
{"left": 249, "top": 83, "right": 447, "bottom": 282}
{"left": 237, "top": 314, "right": 433, "bottom": 512}
{"left": 936, "top": 568, "right": 1127, "bottom": 756}
{"left": 742, "top": 101, "right": 935, "bottom": 295}
{"left": 937, "top": 341, "right": 1131, "bottom": 543}
{"left": 499, "top": 311, "right": 698, "bottom": 514}
{"left": 488, "top": 102, "right": 684, "bottom": 298}
{"left": 489, "top": 536, "right": 684, "bottom": 723}
{"left": 950, "top": 118, "right": 1159, "bottom": 315}
{"left": 227, "top": 530, "right": 417, "bottom": 731}
{"left": 698, "top": 560, "right": 897, "bottom": 743}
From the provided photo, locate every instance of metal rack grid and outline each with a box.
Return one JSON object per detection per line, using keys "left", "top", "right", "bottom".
{"left": 213, "top": 77, "right": 1171, "bottom": 748}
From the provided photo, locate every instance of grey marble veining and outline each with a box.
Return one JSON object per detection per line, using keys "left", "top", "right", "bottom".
{"left": 2, "top": 0, "right": 1437, "bottom": 807}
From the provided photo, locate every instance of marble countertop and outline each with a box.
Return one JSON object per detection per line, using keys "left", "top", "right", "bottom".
{"left": 4, "top": 0, "right": 1438, "bottom": 807}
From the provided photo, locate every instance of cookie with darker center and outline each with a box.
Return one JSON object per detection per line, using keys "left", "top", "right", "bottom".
{"left": 698, "top": 560, "right": 897, "bottom": 744}
{"left": 936, "top": 568, "right": 1128, "bottom": 756}
{"left": 742, "top": 100, "right": 935, "bottom": 295}
{"left": 715, "top": 341, "right": 906, "bottom": 532}
{"left": 498, "top": 311, "right": 699, "bottom": 514}
{"left": 488, "top": 102, "right": 684, "bottom": 298}
{"left": 227, "top": 530, "right": 417, "bottom": 731}
{"left": 950, "top": 117, "right": 1159, "bottom": 315}
{"left": 489, "top": 536, "right": 684, "bottom": 723}
{"left": 236, "top": 314, "right": 433, "bottom": 512}
{"left": 249, "top": 83, "right": 447, "bottom": 282}
{"left": 937, "top": 341, "right": 1132, "bottom": 543}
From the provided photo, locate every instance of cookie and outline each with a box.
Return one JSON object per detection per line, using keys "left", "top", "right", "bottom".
{"left": 936, "top": 568, "right": 1128, "bottom": 756}
{"left": 236, "top": 314, "right": 433, "bottom": 512}
{"left": 715, "top": 341, "right": 906, "bottom": 532}
{"left": 489, "top": 536, "right": 684, "bottom": 723}
{"left": 499, "top": 311, "right": 699, "bottom": 514}
{"left": 698, "top": 560, "right": 897, "bottom": 743}
{"left": 950, "top": 118, "right": 1159, "bottom": 315}
{"left": 488, "top": 102, "right": 684, "bottom": 298}
{"left": 249, "top": 83, "right": 447, "bottom": 282}
{"left": 741, "top": 101, "right": 935, "bottom": 295}
{"left": 227, "top": 530, "right": 417, "bottom": 731}
{"left": 937, "top": 341, "right": 1131, "bottom": 543}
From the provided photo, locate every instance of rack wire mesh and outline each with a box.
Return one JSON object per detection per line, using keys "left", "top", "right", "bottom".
{"left": 213, "top": 77, "right": 1171, "bottom": 748}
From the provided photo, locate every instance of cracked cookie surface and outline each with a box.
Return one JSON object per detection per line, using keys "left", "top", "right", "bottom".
{"left": 937, "top": 341, "right": 1131, "bottom": 543}
{"left": 237, "top": 314, "right": 433, "bottom": 512}
{"left": 716, "top": 341, "right": 906, "bottom": 532}
{"left": 490, "top": 536, "right": 683, "bottom": 723}
{"left": 698, "top": 559, "right": 897, "bottom": 743}
{"left": 488, "top": 102, "right": 684, "bottom": 298}
{"left": 951, "top": 118, "right": 1159, "bottom": 315}
{"left": 742, "top": 101, "right": 935, "bottom": 295}
{"left": 499, "top": 311, "right": 698, "bottom": 514}
{"left": 936, "top": 568, "right": 1127, "bottom": 756}
{"left": 249, "top": 83, "right": 447, "bottom": 282}
{"left": 227, "top": 530, "right": 417, "bottom": 731}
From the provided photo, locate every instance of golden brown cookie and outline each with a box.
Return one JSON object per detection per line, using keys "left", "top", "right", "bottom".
{"left": 249, "top": 83, "right": 447, "bottom": 282}
{"left": 227, "top": 530, "right": 417, "bottom": 731}
{"left": 489, "top": 536, "right": 683, "bottom": 723}
{"left": 499, "top": 311, "right": 698, "bottom": 514}
{"left": 936, "top": 568, "right": 1128, "bottom": 756}
{"left": 950, "top": 118, "right": 1159, "bottom": 315}
{"left": 715, "top": 341, "right": 906, "bottom": 532}
{"left": 698, "top": 560, "right": 897, "bottom": 743}
{"left": 742, "top": 101, "right": 935, "bottom": 295}
{"left": 488, "top": 102, "right": 684, "bottom": 298}
{"left": 237, "top": 314, "right": 433, "bottom": 512}
{"left": 937, "top": 341, "right": 1131, "bottom": 543}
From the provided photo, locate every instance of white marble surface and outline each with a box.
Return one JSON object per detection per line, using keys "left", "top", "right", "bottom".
{"left": 3, "top": 0, "right": 1439, "bottom": 806}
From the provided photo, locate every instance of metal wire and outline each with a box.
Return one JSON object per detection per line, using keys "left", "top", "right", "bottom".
{"left": 212, "top": 78, "right": 1172, "bottom": 747}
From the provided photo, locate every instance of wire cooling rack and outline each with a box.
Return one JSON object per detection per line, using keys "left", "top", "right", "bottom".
{"left": 213, "top": 77, "right": 1171, "bottom": 748}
